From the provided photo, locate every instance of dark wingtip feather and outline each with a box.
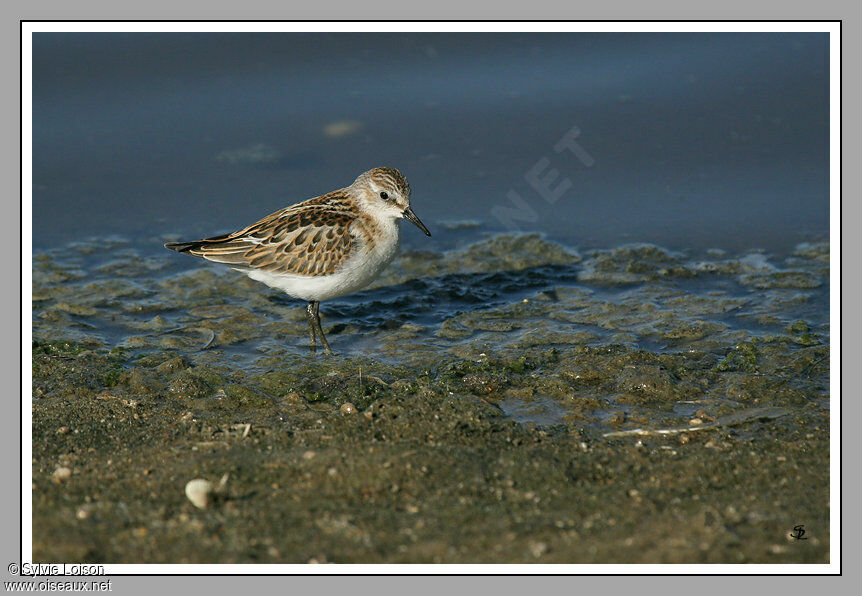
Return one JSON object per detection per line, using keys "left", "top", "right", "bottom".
{"left": 164, "top": 241, "right": 200, "bottom": 253}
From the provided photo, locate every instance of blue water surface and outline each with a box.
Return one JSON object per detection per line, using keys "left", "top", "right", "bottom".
{"left": 32, "top": 32, "right": 829, "bottom": 255}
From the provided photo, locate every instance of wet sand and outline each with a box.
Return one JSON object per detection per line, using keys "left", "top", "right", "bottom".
{"left": 31, "top": 235, "right": 830, "bottom": 563}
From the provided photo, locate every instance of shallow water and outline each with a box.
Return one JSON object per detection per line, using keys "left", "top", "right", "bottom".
{"left": 32, "top": 232, "right": 829, "bottom": 430}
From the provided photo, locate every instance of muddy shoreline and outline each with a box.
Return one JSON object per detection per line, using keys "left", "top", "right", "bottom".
{"left": 32, "top": 235, "right": 830, "bottom": 563}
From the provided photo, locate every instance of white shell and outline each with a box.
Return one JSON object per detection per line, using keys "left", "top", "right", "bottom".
{"left": 185, "top": 478, "right": 214, "bottom": 509}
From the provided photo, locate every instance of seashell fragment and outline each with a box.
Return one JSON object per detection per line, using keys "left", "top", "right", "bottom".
{"left": 185, "top": 473, "right": 229, "bottom": 509}
{"left": 185, "top": 479, "right": 214, "bottom": 509}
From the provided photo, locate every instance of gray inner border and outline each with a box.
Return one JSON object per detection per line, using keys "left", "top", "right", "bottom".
{"left": 8, "top": 0, "right": 848, "bottom": 591}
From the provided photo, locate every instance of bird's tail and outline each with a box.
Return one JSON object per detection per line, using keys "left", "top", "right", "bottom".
{"left": 164, "top": 241, "right": 204, "bottom": 253}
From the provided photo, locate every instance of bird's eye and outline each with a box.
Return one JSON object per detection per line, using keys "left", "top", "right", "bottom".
{"left": 379, "top": 191, "right": 389, "bottom": 200}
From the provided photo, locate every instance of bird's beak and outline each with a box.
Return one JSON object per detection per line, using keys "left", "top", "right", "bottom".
{"left": 402, "top": 206, "right": 431, "bottom": 236}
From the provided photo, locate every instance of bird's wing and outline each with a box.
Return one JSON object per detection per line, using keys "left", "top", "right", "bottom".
{"left": 166, "top": 191, "right": 359, "bottom": 276}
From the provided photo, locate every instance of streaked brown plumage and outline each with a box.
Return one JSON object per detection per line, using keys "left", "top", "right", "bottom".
{"left": 165, "top": 167, "right": 431, "bottom": 355}
{"left": 167, "top": 190, "right": 359, "bottom": 276}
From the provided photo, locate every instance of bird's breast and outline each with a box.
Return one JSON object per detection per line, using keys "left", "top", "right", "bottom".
{"left": 351, "top": 215, "right": 400, "bottom": 277}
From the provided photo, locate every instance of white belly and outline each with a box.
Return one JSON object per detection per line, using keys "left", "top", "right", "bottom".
{"left": 244, "top": 222, "right": 400, "bottom": 302}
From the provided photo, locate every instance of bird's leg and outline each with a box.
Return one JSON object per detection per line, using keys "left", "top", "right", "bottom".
{"left": 311, "top": 301, "right": 334, "bottom": 356}
{"left": 305, "top": 302, "right": 318, "bottom": 352}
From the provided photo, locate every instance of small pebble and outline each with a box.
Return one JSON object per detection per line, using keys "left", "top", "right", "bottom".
{"left": 282, "top": 392, "right": 304, "bottom": 405}
{"left": 52, "top": 466, "right": 72, "bottom": 482}
{"left": 302, "top": 450, "right": 317, "bottom": 460}
{"left": 340, "top": 402, "right": 357, "bottom": 415}
{"left": 609, "top": 411, "right": 626, "bottom": 425}
{"left": 695, "top": 409, "right": 715, "bottom": 421}
{"left": 528, "top": 541, "right": 548, "bottom": 558}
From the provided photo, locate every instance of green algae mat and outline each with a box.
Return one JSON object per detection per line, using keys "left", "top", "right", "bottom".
{"left": 31, "top": 234, "right": 830, "bottom": 564}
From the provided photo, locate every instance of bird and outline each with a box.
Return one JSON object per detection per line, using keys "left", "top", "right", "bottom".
{"left": 165, "top": 167, "right": 431, "bottom": 355}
